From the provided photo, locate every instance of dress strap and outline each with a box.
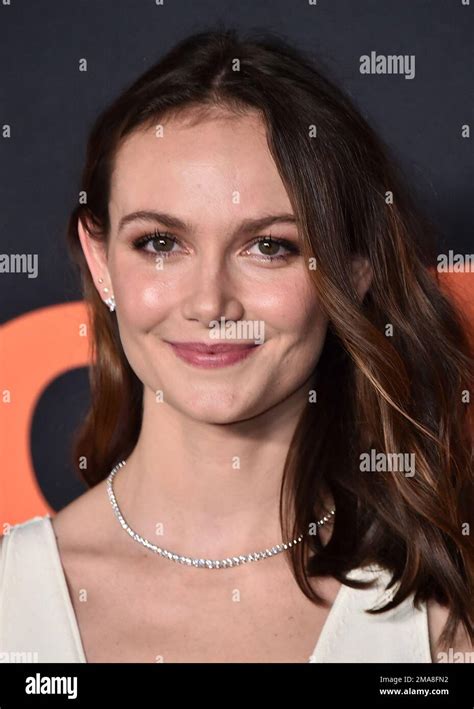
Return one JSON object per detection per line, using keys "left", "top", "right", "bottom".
{"left": 309, "top": 565, "right": 432, "bottom": 663}
{"left": 0, "top": 515, "right": 86, "bottom": 662}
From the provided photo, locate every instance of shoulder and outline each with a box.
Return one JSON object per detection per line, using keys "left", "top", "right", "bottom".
{"left": 0, "top": 479, "right": 109, "bottom": 567}
{"left": 427, "top": 599, "right": 473, "bottom": 662}
{"left": 50, "top": 477, "right": 117, "bottom": 556}
{"left": 0, "top": 515, "right": 53, "bottom": 592}
{"left": 1, "top": 515, "right": 51, "bottom": 546}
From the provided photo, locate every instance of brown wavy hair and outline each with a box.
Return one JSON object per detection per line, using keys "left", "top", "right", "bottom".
{"left": 66, "top": 26, "right": 474, "bottom": 648}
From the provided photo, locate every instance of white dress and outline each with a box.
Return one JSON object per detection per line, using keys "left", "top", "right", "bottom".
{"left": 0, "top": 515, "right": 433, "bottom": 663}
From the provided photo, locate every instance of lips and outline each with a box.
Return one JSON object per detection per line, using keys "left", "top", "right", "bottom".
{"left": 166, "top": 341, "right": 258, "bottom": 353}
{"left": 165, "top": 340, "right": 260, "bottom": 368}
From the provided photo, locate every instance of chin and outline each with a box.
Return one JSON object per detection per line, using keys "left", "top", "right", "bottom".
{"left": 175, "top": 391, "right": 262, "bottom": 424}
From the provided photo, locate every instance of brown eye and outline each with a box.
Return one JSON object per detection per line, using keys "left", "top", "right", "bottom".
{"left": 148, "top": 234, "right": 175, "bottom": 253}
{"left": 246, "top": 236, "right": 300, "bottom": 262}
{"left": 132, "top": 231, "right": 179, "bottom": 257}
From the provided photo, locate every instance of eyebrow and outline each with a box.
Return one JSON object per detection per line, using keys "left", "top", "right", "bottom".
{"left": 117, "top": 210, "right": 298, "bottom": 235}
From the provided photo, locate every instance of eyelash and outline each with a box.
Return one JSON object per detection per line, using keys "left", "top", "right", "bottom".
{"left": 131, "top": 230, "right": 300, "bottom": 262}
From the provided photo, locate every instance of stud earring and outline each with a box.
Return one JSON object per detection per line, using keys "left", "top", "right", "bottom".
{"left": 104, "top": 295, "right": 116, "bottom": 312}
{"left": 98, "top": 279, "right": 115, "bottom": 312}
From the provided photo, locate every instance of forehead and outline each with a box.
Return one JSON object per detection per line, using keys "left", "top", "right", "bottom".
{"left": 109, "top": 109, "right": 293, "bottom": 222}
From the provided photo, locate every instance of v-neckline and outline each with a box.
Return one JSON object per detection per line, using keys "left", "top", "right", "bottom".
{"left": 44, "top": 514, "right": 352, "bottom": 664}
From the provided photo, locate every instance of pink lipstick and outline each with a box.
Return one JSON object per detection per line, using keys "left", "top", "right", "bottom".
{"left": 166, "top": 341, "right": 260, "bottom": 369}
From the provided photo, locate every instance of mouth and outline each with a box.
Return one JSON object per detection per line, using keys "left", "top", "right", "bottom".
{"left": 165, "top": 341, "right": 261, "bottom": 369}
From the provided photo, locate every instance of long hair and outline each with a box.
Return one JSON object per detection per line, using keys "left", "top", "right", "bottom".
{"left": 66, "top": 26, "right": 474, "bottom": 648}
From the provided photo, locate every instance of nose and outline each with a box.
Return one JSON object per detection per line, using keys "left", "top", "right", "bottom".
{"left": 181, "top": 253, "right": 244, "bottom": 326}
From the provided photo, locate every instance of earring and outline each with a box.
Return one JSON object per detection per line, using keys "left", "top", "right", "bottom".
{"left": 98, "top": 280, "right": 115, "bottom": 312}
{"left": 104, "top": 295, "right": 116, "bottom": 312}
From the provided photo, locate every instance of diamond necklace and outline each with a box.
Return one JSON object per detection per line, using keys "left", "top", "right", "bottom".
{"left": 106, "top": 459, "right": 336, "bottom": 570}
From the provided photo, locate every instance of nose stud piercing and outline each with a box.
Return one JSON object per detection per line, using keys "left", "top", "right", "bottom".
{"left": 98, "top": 278, "right": 116, "bottom": 312}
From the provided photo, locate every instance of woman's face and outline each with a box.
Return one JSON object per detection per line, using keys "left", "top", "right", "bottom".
{"left": 80, "top": 109, "right": 330, "bottom": 423}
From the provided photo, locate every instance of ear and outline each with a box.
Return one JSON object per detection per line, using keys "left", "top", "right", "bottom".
{"left": 351, "top": 256, "right": 372, "bottom": 302}
{"left": 77, "top": 217, "right": 113, "bottom": 301}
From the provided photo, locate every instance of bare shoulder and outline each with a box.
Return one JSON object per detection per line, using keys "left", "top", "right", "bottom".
{"left": 51, "top": 477, "right": 112, "bottom": 553}
{"left": 427, "top": 599, "right": 473, "bottom": 663}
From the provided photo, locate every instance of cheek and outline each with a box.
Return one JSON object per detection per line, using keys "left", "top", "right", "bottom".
{"left": 263, "top": 273, "right": 328, "bottom": 370}
{"left": 256, "top": 273, "right": 325, "bottom": 337}
{"left": 114, "top": 270, "right": 170, "bottom": 329}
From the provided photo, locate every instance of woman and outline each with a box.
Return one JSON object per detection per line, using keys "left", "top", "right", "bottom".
{"left": 1, "top": 28, "right": 472, "bottom": 663}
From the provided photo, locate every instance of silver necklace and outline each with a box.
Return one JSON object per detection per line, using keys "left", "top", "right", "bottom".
{"left": 106, "top": 459, "right": 336, "bottom": 569}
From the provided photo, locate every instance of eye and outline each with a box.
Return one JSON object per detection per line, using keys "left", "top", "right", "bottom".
{"left": 131, "top": 231, "right": 180, "bottom": 257}
{"left": 131, "top": 231, "right": 300, "bottom": 263}
{"left": 244, "top": 236, "right": 300, "bottom": 262}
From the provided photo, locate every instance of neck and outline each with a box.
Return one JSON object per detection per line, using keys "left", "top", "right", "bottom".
{"left": 111, "top": 377, "right": 331, "bottom": 560}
